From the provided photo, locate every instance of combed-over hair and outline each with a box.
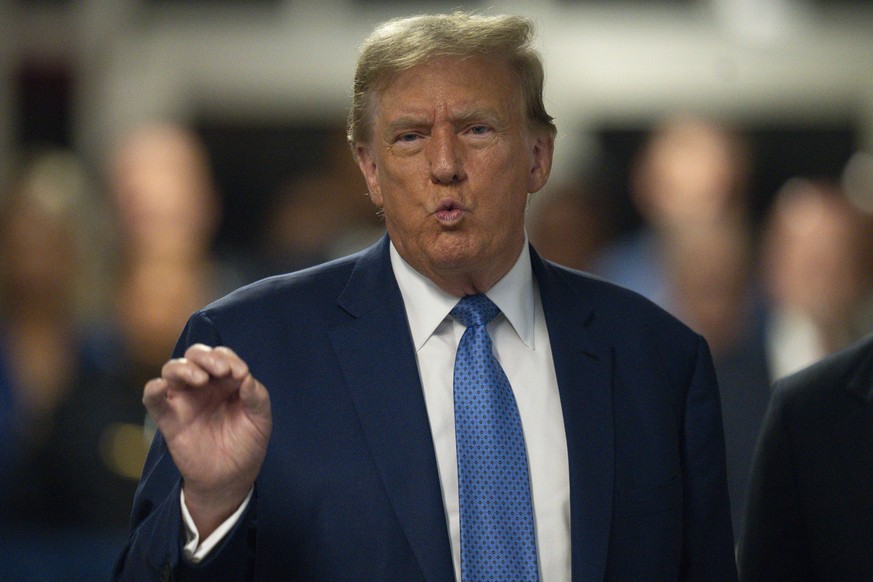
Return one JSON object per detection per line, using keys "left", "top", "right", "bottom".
{"left": 347, "top": 11, "right": 556, "bottom": 146}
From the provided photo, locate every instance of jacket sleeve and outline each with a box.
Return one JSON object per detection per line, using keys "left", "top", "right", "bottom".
{"left": 111, "top": 311, "right": 258, "bottom": 581}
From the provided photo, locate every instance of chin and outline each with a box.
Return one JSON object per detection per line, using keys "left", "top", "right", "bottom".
{"left": 425, "top": 234, "right": 480, "bottom": 268}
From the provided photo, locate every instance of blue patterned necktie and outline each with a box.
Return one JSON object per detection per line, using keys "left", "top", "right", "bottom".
{"left": 451, "top": 294, "right": 539, "bottom": 581}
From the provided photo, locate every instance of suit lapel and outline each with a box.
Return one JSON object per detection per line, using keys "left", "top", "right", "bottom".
{"left": 328, "top": 237, "right": 454, "bottom": 582}
{"left": 532, "top": 248, "right": 615, "bottom": 582}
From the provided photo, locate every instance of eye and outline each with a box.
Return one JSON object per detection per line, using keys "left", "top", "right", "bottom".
{"left": 396, "top": 133, "right": 421, "bottom": 143}
{"left": 467, "top": 125, "right": 491, "bottom": 136}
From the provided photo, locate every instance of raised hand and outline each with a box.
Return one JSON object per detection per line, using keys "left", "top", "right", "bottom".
{"left": 143, "top": 343, "right": 272, "bottom": 537}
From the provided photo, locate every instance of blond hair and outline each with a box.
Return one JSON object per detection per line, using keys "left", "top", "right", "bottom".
{"left": 347, "top": 11, "right": 556, "bottom": 145}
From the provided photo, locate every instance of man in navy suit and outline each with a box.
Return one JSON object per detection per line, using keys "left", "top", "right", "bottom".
{"left": 739, "top": 332, "right": 873, "bottom": 581}
{"left": 114, "top": 12, "right": 736, "bottom": 581}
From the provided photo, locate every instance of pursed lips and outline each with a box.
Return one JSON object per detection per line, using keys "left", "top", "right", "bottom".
{"left": 433, "top": 198, "right": 467, "bottom": 224}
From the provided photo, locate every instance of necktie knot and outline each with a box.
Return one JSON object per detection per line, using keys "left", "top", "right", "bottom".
{"left": 451, "top": 294, "right": 500, "bottom": 329}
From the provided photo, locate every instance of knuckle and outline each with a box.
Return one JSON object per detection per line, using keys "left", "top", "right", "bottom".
{"left": 214, "top": 345, "right": 238, "bottom": 359}
{"left": 186, "top": 343, "right": 212, "bottom": 357}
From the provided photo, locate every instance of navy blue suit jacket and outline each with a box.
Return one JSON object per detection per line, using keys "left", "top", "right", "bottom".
{"left": 114, "top": 236, "right": 736, "bottom": 581}
{"left": 739, "top": 332, "right": 873, "bottom": 581}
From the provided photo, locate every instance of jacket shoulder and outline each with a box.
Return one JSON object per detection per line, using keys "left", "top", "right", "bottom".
{"left": 542, "top": 259, "right": 696, "bottom": 337}
{"left": 773, "top": 332, "right": 873, "bottom": 413}
{"left": 203, "top": 252, "right": 361, "bottom": 317}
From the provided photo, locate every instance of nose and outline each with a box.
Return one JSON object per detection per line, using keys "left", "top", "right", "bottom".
{"left": 428, "top": 127, "right": 465, "bottom": 184}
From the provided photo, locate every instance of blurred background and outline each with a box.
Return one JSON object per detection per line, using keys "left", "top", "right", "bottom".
{"left": 1, "top": 0, "right": 873, "bottom": 579}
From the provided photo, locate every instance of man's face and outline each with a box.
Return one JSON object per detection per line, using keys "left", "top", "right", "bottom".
{"left": 355, "top": 55, "right": 553, "bottom": 294}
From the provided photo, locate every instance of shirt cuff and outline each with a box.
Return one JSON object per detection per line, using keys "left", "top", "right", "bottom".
{"left": 181, "top": 487, "right": 253, "bottom": 563}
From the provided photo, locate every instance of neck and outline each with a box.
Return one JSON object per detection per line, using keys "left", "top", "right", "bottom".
{"left": 427, "top": 268, "right": 505, "bottom": 297}
{"left": 394, "top": 238, "right": 525, "bottom": 298}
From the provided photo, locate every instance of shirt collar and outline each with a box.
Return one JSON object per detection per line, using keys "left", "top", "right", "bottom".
{"left": 390, "top": 236, "right": 536, "bottom": 352}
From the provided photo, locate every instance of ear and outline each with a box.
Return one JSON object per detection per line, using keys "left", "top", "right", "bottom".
{"left": 527, "top": 132, "right": 554, "bottom": 194}
{"left": 355, "top": 143, "right": 383, "bottom": 207}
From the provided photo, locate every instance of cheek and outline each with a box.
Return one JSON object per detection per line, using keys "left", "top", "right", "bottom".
{"left": 488, "top": 142, "right": 534, "bottom": 187}
{"left": 477, "top": 193, "right": 528, "bottom": 242}
{"left": 378, "top": 163, "right": 427, "bottom": 209}
{"left": 379, "top": 190, "right": 424, "bottom": 235}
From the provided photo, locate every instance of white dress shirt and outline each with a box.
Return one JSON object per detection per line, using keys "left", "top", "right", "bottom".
{"left": 184, "top": 238, "right": 572, "bottom": 580}
{"left": 390, "top": 240, "right": 570, "bottom": 582}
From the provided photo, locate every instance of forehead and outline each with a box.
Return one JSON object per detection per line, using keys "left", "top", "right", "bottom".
{"left": 373, "top": 55, "right": 521, "bottom": 121}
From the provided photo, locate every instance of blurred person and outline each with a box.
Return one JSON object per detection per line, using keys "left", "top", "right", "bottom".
{"left": 527, "top": 179, "right": 615, "bottom": 272}
{"left": 0, "top": 150, "right": 106, "bottom": 439}
{"left": 592, "top": 115, "right": 754, "bottom": 313}
{"left": 0, "top": 148, "right": 120, "bottom": 578}
{"left": 761, "top": 178, "right": 873, "bottom": 381}
{"left": 668, "top": 226, "right": 756, "bottom": 358}
{"left": 106, "top": 121, "right": 245, "bottom": 368}
{"left": 39, "top": 121, "right": 249, "bottom": 532}
{"left": 115, "top": 12, "right": 735, "bottom": 581}
{"left": 739, "top": 331, "right": 873, "bottom": 581}
{"left": 0, "top": 149, "right": 107, "bottom": 503}
{"left": 591, "top": 115, "right": 770, "bottom": 542}
{"left": 259, "top": 173, "right": 361, "bottom": 272}
{"left": 258, "top": 167, "right": 384, "bottom": 276}
{"left": 668, "top": 223, "right": 773, "bottom": 545}
{"left": 0, "top": 123, "right": 244, "bottom": 580}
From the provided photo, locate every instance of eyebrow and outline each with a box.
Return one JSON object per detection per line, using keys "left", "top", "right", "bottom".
{"left": 385, "top": 116, "right": 430, "bottom": 135}
{"left": 453, "top": 107, "right": 501, "bottom": 126}
{"left": 385, "top": 107, "right": 503, "bottom": 135}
